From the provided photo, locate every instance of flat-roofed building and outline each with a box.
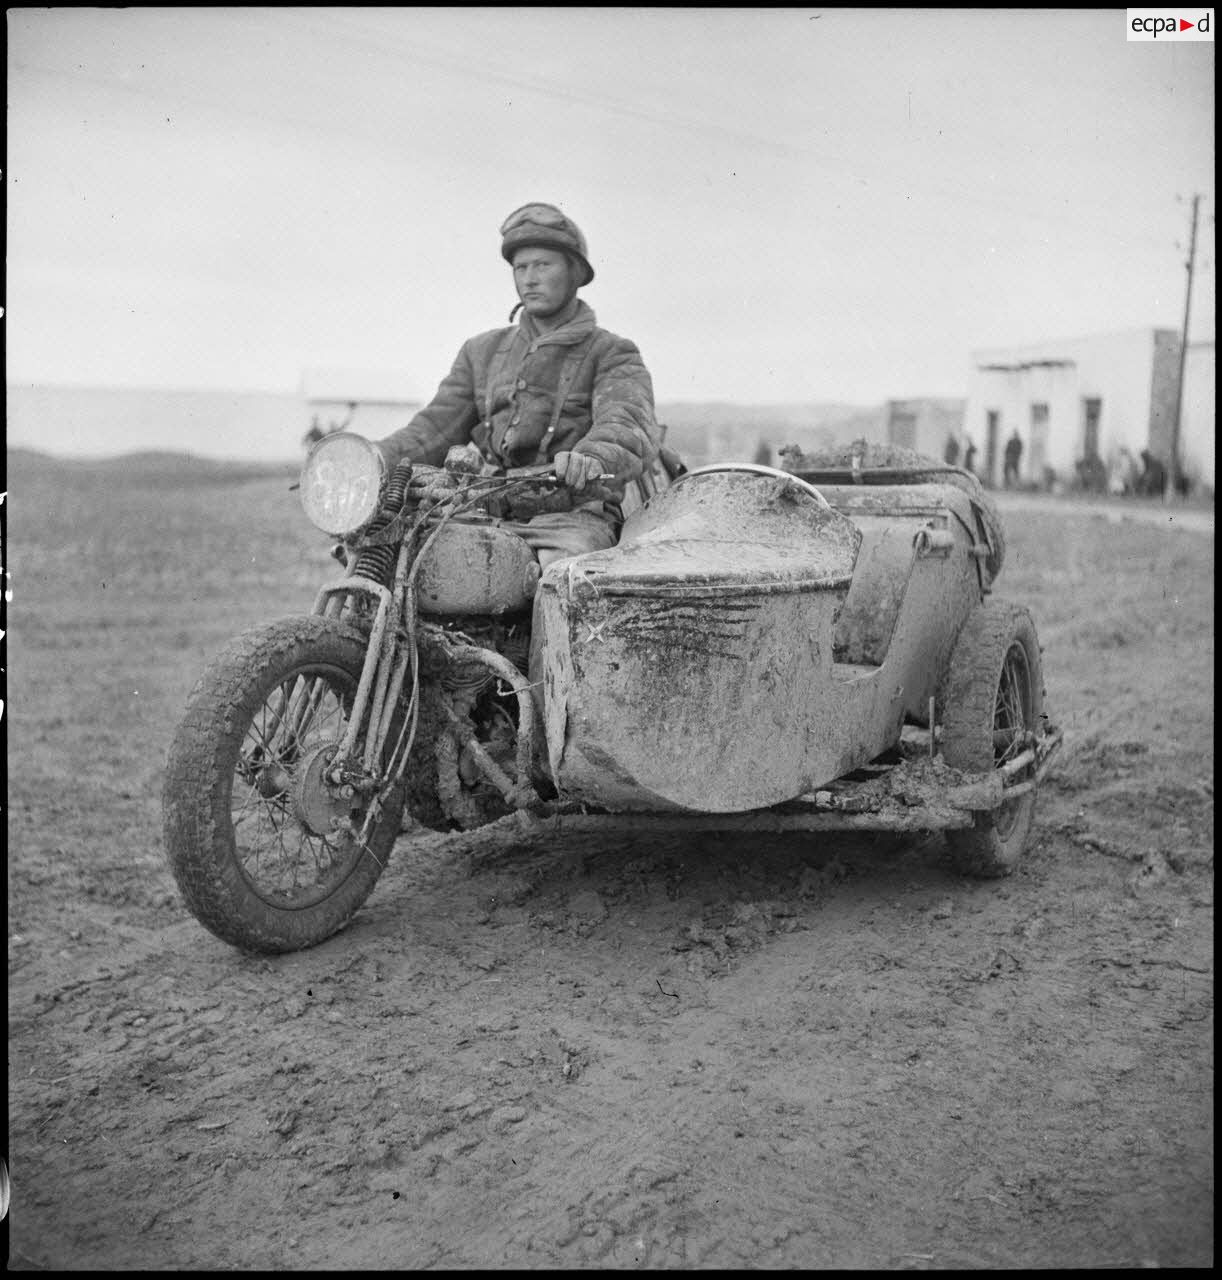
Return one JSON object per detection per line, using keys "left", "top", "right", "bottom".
{"left": 964, "top": 328, "right": 1214, "bottom": 493}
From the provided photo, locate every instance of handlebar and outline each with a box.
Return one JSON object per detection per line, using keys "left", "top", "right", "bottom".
{"left": 404, "top": 456, "right": 617, "bottom": 521}
{"left": 503, "top": 462, "right": 615, "bottom": 485}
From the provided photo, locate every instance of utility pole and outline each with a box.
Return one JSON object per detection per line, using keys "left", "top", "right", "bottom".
{"left": 1167, "top": 193, "right": 1200, "bottom": 501}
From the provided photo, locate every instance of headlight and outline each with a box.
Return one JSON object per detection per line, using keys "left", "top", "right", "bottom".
{"left": 300, "top": 432, "right": 386, "bottom": 536}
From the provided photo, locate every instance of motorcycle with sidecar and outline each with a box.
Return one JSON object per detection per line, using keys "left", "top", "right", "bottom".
{"left": 162, "top": 433, "right": 1061, "bottom": 953}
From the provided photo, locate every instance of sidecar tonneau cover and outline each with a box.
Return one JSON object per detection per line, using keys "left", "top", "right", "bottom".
{"left": 563, "top": 468, "right": 862, "bottom": 597}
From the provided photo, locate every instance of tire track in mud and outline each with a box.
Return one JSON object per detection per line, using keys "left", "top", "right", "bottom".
{"left": 9, "top": 816, "right": 1212, "bottom": 1269}
{"left": 6, "top": 833, "right": 905, "bottom": 1266}
{"left": 291, "top": 826, "right": 1212, "bottom": 1269}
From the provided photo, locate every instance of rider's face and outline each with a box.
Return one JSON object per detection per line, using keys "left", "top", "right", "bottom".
{"left": 511, "top": 247, "right": 577, "bottom": 322}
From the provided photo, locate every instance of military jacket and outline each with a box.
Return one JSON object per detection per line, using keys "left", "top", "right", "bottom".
{"left": 378, "top": 300, "right": 659, "bottom": 501}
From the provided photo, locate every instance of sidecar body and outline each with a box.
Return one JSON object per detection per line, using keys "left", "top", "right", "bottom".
{"left": 535, "top": 453, "right": 1057, "bottom": 831}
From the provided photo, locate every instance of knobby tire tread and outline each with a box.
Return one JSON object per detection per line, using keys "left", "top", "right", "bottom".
{"left": 163, "top": 615, "right": 403, "bottom": 953}
{"left": 940, "top": 600, "right": 1044, "bottom": 878}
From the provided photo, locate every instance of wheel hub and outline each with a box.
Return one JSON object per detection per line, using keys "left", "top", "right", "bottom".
{"left": 253, "top": 762, "right": 292, "bottom": 799}
{"left": 293, "top": 743, "right": 360, "bottom": 836}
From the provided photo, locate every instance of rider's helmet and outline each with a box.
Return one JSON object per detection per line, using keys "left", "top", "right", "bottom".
{"left": 499, "top": 202, "right": 594, "bottom": 286}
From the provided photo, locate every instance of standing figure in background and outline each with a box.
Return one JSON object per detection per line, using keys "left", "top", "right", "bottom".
{"left": 1135, "top": 449, "right": 1167, "bottom": 498}
{"left": 963, "top": 436, "right": 977, "bottom": 476}
{"left": 1108, "top": 446, "right": 1137, "bottom": 496}
{"left": 1003, "top": 430, "right": 1023, "bottom": 488}
{"left": 943, "top": 432, "right": 960, "bottom": 466}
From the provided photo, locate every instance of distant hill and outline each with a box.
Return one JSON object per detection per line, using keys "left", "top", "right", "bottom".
{"left": 5, "top": 383, "right": 950, "bottom": 472}
{"left": 6, "top": 446, "right": 299, "bottom": 487}
{"left": 6, "top": 397, "right": 900, "bottom": 478}
{"left": 6, "top": 382, "right": 310, "bottom": 464}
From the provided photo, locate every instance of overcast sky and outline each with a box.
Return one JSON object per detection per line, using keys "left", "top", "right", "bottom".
{"left": 6, "top": 6, "right": 1216, "bottom": 410}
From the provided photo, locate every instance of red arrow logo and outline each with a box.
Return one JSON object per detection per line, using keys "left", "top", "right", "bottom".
{"left": 1179, "top": 18, "right": 1195, "bottom": 30}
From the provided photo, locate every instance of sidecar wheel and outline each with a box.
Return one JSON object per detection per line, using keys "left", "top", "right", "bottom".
{"left": 939, "top": 602, "right": 1044, "bottom": 878}
{"left": 163, "top": 616, "right": 405, "bottom": 953}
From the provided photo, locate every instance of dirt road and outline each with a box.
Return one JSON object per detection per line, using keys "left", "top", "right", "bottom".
{"left": 6, "top": 457, "right": 1214, "bottom": 1268}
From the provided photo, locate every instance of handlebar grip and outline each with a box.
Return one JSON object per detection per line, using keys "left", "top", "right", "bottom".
{"left": 504, "top": 463, "right": 555, "bottom": 480}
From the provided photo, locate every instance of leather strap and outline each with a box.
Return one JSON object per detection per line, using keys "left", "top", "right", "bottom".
{"left": 535, "top": 334, "right": 596, "bottom": 464}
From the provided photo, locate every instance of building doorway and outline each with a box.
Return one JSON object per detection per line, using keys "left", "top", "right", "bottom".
{"left": 1079, "top": 397, "right": 1105, "bottom": 491}
{"left": 888, "top": 407, "right": 917, "bottom": 450}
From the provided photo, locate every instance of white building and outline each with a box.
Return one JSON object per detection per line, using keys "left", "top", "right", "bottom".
{"left": 964, "top": 328, "right": 1214, "bottom": 493}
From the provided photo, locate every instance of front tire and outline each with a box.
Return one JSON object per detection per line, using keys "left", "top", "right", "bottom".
{"left": 163, "top": 616, "right": 405, "bottom": 952}
{"left": 940, "top": 602, "right": 1044, "bottom": 877}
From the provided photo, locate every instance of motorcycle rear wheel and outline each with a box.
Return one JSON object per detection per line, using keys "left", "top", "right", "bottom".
{"left": 163, "top": 616, "right": 405, "bottom": 953}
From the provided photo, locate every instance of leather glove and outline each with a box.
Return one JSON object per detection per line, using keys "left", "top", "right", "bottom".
{"left": 553, "top": 450, "right": 607, "bottom": 492}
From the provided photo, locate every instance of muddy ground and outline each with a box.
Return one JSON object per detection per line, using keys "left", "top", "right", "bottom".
{"left": 5, "top": 456, "right": 1214, "bottom": 1269}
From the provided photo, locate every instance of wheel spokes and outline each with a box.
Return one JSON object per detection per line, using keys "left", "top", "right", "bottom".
{"left": 993, "top": 646, "right": 1029, "bottom": 764}
{"left": 230, "top": 667, "right": 366, "bottom": 905}
{"left": 994, "top": 644, "right": 1032, "bottom": 834}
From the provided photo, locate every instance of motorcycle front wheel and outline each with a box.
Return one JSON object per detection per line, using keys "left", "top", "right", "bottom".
{"left": 163, "top": 615, "right": 406, "bottom": 953}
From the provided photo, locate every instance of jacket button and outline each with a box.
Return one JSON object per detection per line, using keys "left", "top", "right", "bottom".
{"left": 517, "top": 379, "right": 527, "bottom": 390}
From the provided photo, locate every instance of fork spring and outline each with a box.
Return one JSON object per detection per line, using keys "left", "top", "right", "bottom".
{"left": 350, "top": 461, "right": 415, "bottom": 587}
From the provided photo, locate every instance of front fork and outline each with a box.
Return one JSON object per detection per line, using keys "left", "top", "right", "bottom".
{"left": 310, "top": 546, "right": 542, "bottom": 831}
{"left": 307, "top": 532, "right": 415, "bottom": 842}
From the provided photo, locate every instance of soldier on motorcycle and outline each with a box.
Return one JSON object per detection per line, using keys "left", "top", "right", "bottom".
{"left": 376, "top": 202, "right": 661, "bottom": 568}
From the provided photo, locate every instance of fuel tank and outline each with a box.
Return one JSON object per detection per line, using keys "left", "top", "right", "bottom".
{"left": 416, "top": 518, "right": 541, "bottom": 616}
{"left": 537, "top": 467, "right": 864, "bottom": 812}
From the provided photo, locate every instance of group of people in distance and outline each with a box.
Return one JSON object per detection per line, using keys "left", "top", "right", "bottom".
{"left": 942, "top": 430, "right": 1185, "bottom": 497}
